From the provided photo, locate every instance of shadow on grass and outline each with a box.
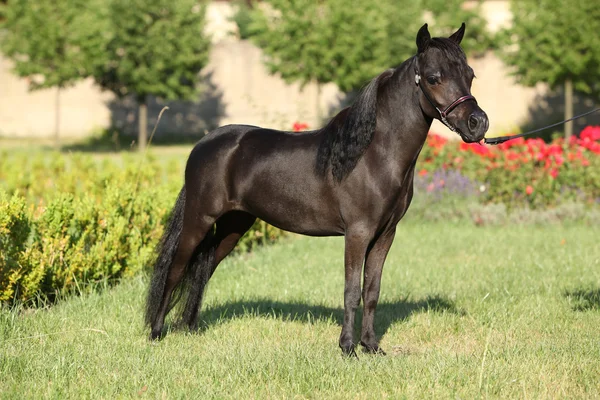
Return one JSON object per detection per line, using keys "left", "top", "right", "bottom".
{"left": 564, "top": 288, "right": 600, "bottom": 311}
{"left": 189, "top": 295, "right": 463, "bottom": 341}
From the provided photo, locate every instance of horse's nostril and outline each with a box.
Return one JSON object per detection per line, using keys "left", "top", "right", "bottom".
{"left": 468, "top": 115, "right": 478, "bottom": 131}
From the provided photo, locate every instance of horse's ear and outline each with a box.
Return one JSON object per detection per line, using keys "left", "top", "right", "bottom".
{"left": 416, "top": 23, "right": 431, "bottom": 54}
{"left": 449, "top": 22, "right": 466, "bottom": 45}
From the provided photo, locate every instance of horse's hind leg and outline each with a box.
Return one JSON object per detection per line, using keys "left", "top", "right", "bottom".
{"left": 150, "top": 216, "right": 215, "bottom": 340}
{"left": 183, "top": 211, "right": 256, "bottom": 329}
{"left": 360, "top": 228, "right": 396, "bottom": 355}
{"left": 213, "top": 211, "right": 257, "bottom": 270}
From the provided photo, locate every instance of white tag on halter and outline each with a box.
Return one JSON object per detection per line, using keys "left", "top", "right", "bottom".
{"left": 415, "top": 74, "right": 421, "bottom": 85}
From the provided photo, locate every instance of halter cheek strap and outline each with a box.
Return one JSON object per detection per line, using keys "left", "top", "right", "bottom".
{"left": 415, "top": 70, "right": 477, "bottom": 133}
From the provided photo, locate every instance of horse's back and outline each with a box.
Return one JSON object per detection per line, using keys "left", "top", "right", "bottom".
{"left": 185, "top": 124, "right": 258, "bottom": 172}
{"left": 186, "top": 124, "right": 315, "bottom": 171}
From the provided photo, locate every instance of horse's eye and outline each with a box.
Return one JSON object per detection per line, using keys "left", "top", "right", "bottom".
{"left": 426, "top": 76, "right": 438, "bottom": 85}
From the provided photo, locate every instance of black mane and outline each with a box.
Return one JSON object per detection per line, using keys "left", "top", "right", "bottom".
{"left": 316, "top": 69, "right": 394, "bottom": 182}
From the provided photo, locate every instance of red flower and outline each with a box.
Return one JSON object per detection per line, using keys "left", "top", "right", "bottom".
{"left": 589, "top": 142, "right": 600, "bottom": 154}
{"left": 554, "top": 154, "right": 564, "bottom": 166}
{"left": 418, "top": 169, "right": 428, "bottom": 176}
{"left": 292, "top": 122, "right": 309, "bottom": 132}
{"left": 549, "top": 168, "right": 559, "bottom": 179}
{"left": 499, "top": 136, "right": 525, "bottom": 151}
{"left": 427, "top": 133, "right": 448, "bottom": 149}
{"left": 460, "top": 142, "right": 493, "bottom": 157}
{"left": 580, "top": 126, "right": 600, "bottom": 141}
{"left": 546, "top": 144, "right": 563, "bottom": 156}
{"left": 526, "top": 185, "right": 534, "bottom": 195}
{"left": 526, "top": 138, "right": 546, "bottom": 155}
{"left": 506, "top": 151, "right": 520, "bottom": 161}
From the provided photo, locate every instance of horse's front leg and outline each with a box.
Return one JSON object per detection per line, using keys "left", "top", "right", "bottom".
{"left": 360, "top": 228, "right": 396, "bottom": 355}
{"left": 339, "top": 229, "right": 370, "bottom": 357}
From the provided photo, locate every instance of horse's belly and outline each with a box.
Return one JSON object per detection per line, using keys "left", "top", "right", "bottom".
{"left": 242, "top": 190, "right": 344, "bottom": 237}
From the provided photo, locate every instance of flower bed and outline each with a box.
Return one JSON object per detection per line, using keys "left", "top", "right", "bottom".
{"left": 418, "top": 126, "right": 600, "bottom": 208}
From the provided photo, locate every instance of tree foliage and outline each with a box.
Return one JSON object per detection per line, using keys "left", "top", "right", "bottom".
{"left": 230, "top": 0, "right": 255, "bottom": 40}
{"left": 0, "top": 0, "right": 100, "bottom": 90}
{"left": 91, "top": 0, "right": 211, "bottom": 104}
{"left": 247, "top": 0, "right": 422, "bottom": 92}
{"left": 424, "top": 0, "right": 493, "bottom": 57}
{"left": 0, "top": 0, "right": 106, "bottom": 143}
{"left": 87, "top": 0, "right": 211, "bottom": 149}
{"left": 243, "top": 0, "right": 493, "bottom": 93}
{"left": 497, "top": 0, "right": 600, "bottom": 96}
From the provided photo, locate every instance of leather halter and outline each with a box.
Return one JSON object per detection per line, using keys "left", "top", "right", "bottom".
{"left": 415, "top": 70, "right": 476, "bottom": 133}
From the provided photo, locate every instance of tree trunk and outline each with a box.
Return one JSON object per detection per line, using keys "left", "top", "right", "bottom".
{"left": 54, "top": 87, "right": 61, "bottom": 150}
{"left": 138, "top": 100, "right": 148, "bottom": 151}
{"left": 564, "top": 78, "right": 573, "bottom": 139}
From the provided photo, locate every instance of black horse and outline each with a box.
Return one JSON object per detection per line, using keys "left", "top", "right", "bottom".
{"left": 146, "top": 23, "right": 489, "bottom": 356}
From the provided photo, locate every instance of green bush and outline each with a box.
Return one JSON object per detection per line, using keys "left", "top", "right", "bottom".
{"left": 0, "top": 151, "right": 286, "bottom": 305}
{"left": 0, "top": 185, "right": 170, "bottom": 304}
{"left": 0, "top": 192, "right": 31, "bottom": 303}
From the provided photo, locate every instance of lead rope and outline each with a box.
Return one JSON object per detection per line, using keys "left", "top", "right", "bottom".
{"left": 483, "top": 108, "right": 600, "bottom": 145}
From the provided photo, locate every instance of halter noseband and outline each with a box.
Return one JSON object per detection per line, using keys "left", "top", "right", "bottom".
{"left": 415, "top": 70, "right": 476, "bottom": 133}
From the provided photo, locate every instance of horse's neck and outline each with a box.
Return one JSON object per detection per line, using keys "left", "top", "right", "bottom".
{"left": 372, "top": 63, "right": 432, "bottom": 165}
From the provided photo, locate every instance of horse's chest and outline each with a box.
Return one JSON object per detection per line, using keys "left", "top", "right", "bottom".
{"left": 382, "top": 184, "right": 413, "bottom": 219}
{"left": 371, "top": 169, "right": 416, "bottom": 226}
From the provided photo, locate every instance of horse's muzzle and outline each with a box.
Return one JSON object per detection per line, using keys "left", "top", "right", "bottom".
{"left": 464, "top": 110, "right": 489, "bottom": 142}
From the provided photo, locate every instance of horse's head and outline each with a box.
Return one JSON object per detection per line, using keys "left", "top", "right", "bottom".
{"left": 414, "top": 23, "right": 489, "bottom": 143}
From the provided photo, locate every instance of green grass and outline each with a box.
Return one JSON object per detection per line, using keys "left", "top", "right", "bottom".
{"left": 1, "top": 222, "right": 599, "bottom": 398}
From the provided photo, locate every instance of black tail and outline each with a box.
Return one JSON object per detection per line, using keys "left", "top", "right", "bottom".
{"left": 145, "top": 186, "right": 217, "bottom": 330}
{"left": 179, "top": 226, "right": 215, "bottom": 329}
{"left": 145, "top": 186, "right": 186, "bottom": 326}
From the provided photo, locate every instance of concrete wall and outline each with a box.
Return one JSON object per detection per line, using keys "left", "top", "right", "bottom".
{"left": 0, "top": 57, "right": 114, "bottom": 138}
{"left": 1, "top": 1, "right": 598, "bottom": 140}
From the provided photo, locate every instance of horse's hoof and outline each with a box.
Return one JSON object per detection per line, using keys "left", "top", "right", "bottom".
{"left": 340, "top": 344, "right": 358, "bottom": 358}
{"left": 149, "top": 329, "right": 162, "bottom": 341}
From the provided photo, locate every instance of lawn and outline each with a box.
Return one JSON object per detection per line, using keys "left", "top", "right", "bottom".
{"left": 1, "top": 221, "right": 599, "bottom": 398}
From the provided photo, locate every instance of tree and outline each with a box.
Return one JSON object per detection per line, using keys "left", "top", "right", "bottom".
{"left": 0, "top": 0, "right": 102, "bottom": 148}
{"left": 424, "top": 0, "right": 493, "bottom": 58}
{"left": 230, "top": 0, "right": 255, "bottom": 40}
{"left": 497, "top": 0, "right": 600, "bottom": 138}
{"left": 91, "top": 0, "right": 211, "bottom": 150}
{"left": 247, "top": 0, "right": 422, "bottom": 119}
